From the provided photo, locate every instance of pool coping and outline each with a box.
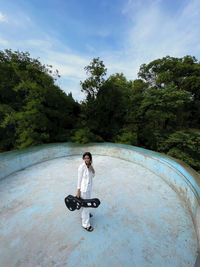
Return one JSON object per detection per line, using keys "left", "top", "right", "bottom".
{"left": 1, "top": 142, "right": 200, "bottom": 261}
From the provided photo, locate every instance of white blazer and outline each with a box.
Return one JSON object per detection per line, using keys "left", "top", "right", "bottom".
{"left": 77, "top": 162, "right": 95, "bottom": 192}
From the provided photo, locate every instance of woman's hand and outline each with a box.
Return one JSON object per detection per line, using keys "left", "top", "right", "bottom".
{"left": 76, "top": 189, "right": 81, "bottom": 198}
{"left": 89, "top": 165, "right": 95, "bottom": 173}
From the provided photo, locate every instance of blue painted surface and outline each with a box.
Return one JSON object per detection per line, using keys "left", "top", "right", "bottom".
{"left": 0, "top": 143, "right": 200, "bottom": 266}
{"left": 1, "top": 142, "right": 200, "bottom": 199}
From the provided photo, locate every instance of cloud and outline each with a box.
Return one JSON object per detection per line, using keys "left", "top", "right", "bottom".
{"left": 100, "top": 0, "right": 200, "bottom": 81}
{"left": 0, "top": 11, "right": 31, "bottom": 26}
{"left": 1, "top": 0, "right": 200, "bottom": 102}
{"left": 10, "top": 14, "right": 32, "bottom": 29}
{"left": 0, "top": 37, "right": 9, "bottom": 46}
{"left": 43, "top": 50, "right": 92, "bottom": 101}
{"left": 0, "top": 12, "right": 7, "bottom": 22}
{"left": 25, "top": 40, "right": 90, "bottom": 101}
{"left": 25, "top": 39, "right": 53, "bottom": 49}
{"left": 125, "top": 0, "right": 200, "bottom": 59}
{"left": 0, "top": 33, "right": 88, "bottom": 102}
{"left": 181, "top": 0, "right": 200, "bottom": 19}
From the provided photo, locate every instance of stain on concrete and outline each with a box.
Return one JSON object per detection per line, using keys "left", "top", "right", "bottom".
{"left": 0, "top": 155, "right": 198, "bottom": 266}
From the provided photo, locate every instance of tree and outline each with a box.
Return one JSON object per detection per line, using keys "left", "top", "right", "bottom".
{"left": 71, "top": 127, "right": 103, "bottom": 144}
{"left": 80, "top": 57, "right": 107, "bottom": 100}
{"left": 93, "top": 77, "right": 127, "bottom": 140}
{"left": 164, "top": 129, "right": 200, "bottom": 173}
{"left": 138, "top": 55, "right": 198, "bottom": 90}
{"left": 138, "top": 55, "right": 200, "bottom": 128}
{"left": 0, "top": 49, "right": 80, "bottom": 151}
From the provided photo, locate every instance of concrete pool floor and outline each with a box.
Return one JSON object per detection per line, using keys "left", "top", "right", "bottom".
{"left": 0, "top": 155, "right": 198, "bottom": 266}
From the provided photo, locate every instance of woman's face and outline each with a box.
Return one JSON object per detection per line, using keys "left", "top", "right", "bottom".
{"left": 84, "top": 155, "right": 90, "bottom": 165}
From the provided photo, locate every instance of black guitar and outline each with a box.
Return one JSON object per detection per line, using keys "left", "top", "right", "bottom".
{"left": 64, "top": 195, "right": 101, "bottom": 211}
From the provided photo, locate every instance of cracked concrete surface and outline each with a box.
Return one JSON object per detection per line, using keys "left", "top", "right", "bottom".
{"left": 0, "top": 155, "right": 198, "bottom": 266}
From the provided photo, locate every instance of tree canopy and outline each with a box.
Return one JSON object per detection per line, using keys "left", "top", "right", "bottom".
{"left": 0, "top": 49, "right": 80, "bottom": 150}
{"left": 1, "top": 50, "right": 200, "bottom": 173}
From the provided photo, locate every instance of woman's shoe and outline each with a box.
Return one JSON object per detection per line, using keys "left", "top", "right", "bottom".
{"left": 83, "top": 226, "right": 94, "bottom": 232}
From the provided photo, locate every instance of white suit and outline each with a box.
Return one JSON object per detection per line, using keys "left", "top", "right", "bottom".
{"left": 77, "top": 162, "right": 95, "bottom": 228}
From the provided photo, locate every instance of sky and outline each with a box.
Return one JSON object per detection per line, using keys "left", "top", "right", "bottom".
{"left": 0, "top": 0, "right": 200, "bottom": 102}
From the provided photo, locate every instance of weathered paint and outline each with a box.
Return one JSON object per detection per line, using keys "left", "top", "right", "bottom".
{"left": 0, "top": 142, "right": 200, "bottom": 266}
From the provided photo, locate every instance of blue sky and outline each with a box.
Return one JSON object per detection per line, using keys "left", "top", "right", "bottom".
{"left": 0, "top": 0, "right": 200, "bottom": 102}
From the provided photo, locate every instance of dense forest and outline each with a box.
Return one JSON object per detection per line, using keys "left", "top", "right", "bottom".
{"left": 0, "top": 49, "right": 200, "bottom": 173}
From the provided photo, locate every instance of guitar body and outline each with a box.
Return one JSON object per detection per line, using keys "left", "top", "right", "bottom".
{"left": 64, "top": 195, "right": 101, "bottom": 211}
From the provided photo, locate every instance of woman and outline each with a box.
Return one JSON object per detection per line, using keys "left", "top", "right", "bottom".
{"left": 76, "top": 152, "right": 95, "bottom": 232}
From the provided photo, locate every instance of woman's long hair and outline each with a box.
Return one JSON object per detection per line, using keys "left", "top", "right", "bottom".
{"left": 82, "top": 152, "right": 93, "bottom": 163}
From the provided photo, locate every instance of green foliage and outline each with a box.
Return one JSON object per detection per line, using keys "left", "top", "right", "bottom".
{"left": 79, "top": 55, "right": 200, "bottom": 172}
{"left": 114, "top": 128, "right": 138, "bottom": 146}
{"left": 1, "top": 50, "right": 200, "bottom": 174}
{"left": 71, "top": 127, "right": 103, "bottom": 144}
{"left": 138, "top": 55, "right": 200, "bottom": 128}
{"left": 81, "top": 73, "right": 129, "bottom": 141}
{"left": 164, "top": 129, "right": 200, "bottom": 172}
{"left": 137, "top": 83, "right": 191, "bottom": 149}
{"left": 0, "top": 49, "right": 80, "bottom": 151}
{"left": 80, "top": 57, "right": 107, "bottom": 100}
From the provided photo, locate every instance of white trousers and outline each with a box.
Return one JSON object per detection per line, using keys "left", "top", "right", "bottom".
{"left": 80, "top": 190, "right": 91, "bottom": 228}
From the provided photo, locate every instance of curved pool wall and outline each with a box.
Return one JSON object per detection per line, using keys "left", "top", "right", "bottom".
{"left": 1, "top": 142, "right": 200, "bottom": 252}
